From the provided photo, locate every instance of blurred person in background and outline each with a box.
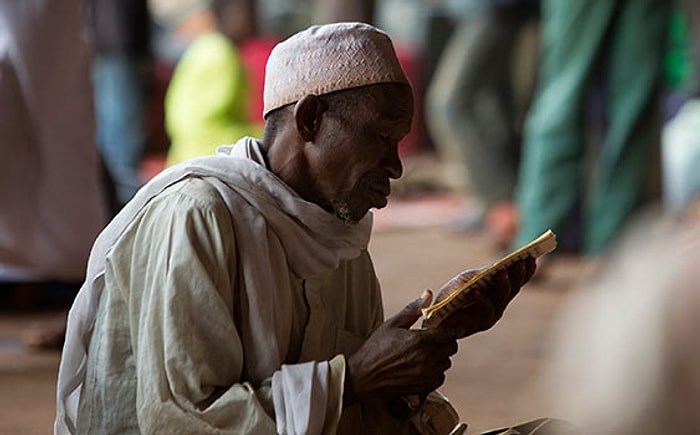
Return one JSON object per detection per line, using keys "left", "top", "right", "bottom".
{"left": 662, "top": 1, "right": 700, "bottom": 219}
{"left": 515, "top": 0, "right": 671, "bottom": 256}
{"left": 0, "top": 0, "right": 108, "bottom": 346}
{"left": 88, "top": 0, "right": 153, "bottom": 211}
{"left": 313, "top": 0, "right": 375, "bottom": 23}
{"left": 542, "top": 212, "right": 700, "bottom": 433}
{"left": 427, "top": 0, "right": 540, "bottom": 250}
{"left": 164, "top": 0, "right": 263, "bottom": 166}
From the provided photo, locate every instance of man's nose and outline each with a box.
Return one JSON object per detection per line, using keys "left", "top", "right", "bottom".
{"left": 383, "top": 146, "right": 403, "bottom": 179}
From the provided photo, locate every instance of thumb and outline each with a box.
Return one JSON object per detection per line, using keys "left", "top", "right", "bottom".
{"left": 387, "top": 289, "right": 433, "bottom": 329}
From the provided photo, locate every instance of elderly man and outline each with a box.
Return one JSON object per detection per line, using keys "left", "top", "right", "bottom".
{"left": 55, "top": 22, "right": 535, "bottom": 434}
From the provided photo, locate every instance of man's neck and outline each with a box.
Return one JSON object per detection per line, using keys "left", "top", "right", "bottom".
{"left": 264, "top": 136, "right": 331, "bottom": 213}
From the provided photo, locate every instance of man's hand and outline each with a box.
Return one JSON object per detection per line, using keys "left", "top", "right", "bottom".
{"left": 433, "top": 257, "right": 536, "bottom": 339}
{"left": 344, "top": 292, "right": 458, "bottom": 405}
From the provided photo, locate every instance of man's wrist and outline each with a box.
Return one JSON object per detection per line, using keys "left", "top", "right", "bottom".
{"left": 342, "top": 359, "right": 358, "bottom": 406}
{"left": 343, "top": 353, "right": 368, "bottom": 407}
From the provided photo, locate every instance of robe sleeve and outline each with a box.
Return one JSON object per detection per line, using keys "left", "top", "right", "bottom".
{"left": 115, "top": 183, "right": 276, "bottom": 433}
{"left": 272, "top": 356, "right": 345, "bottom": 434}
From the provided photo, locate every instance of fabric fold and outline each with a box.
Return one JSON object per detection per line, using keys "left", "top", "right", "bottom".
{"left": 272, "top": 361, "right": 329, "bottom": 435}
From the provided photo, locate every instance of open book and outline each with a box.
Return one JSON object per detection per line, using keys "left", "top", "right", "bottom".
{"left": 421, "top": 230, "right": 557, "bottom": 328}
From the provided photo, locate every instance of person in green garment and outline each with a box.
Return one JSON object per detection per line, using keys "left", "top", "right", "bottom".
{"left": 515, "top": 0, "right": 671, "bottom": 256}
{"left": 164, "top": 0, "right": 263, "bottom": 166}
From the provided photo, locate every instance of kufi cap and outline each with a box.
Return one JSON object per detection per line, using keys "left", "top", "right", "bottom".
{"left": 263, "top": 22, "right": 410, "bottom": 118}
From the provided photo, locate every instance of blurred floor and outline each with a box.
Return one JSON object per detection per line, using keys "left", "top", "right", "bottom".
{"left": 0, "top": 193, "right": 597, "bottom": 435}
{"left": 0, "top": 312, "right": 61, "bottom": 435}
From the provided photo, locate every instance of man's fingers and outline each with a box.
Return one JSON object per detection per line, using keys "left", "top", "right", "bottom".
{"left": 506, "top": 257, "right": 536, "bottom": 301}
{"left": 507, "top": 260, "right": 527, "bottom": 300}
{"left": 435, "top": 259, "right": 539, "bottom": 340}
{"left": 428, "top": 373, "right": 446, "bottom": 392}
{"left": 387, "top": 290, "right": 433, "bottom": 329}
{"left": 524, "top": 257, "right": 537, "bottom": 282}
{"left": 490, "top": 270, "right": 511, "bottom": 310}
{"left": 420, "top": 328, "right": 459, "bottom": 355}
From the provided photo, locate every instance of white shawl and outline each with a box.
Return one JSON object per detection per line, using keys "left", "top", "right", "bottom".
{"left": 55, "top": 137, "right": 372, "bottom": 434}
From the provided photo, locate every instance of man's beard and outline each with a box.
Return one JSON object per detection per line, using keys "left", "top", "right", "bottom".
{"left": 332, "top": 196, "right": 360, "bottom": 225}
{"left": 332, "top": 175, "right": 387, "bottom": 224}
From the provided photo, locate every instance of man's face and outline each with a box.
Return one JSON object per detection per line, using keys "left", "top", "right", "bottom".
{"left": 309, "top": 84, "right": 414, "bottom": 224}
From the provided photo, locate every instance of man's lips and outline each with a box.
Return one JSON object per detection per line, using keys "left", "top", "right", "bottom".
{"left": 366, "top": 181, "right": 391, "bottom": 207}
{"left": 370, "top": 184, "right": 390, "bottom": 197}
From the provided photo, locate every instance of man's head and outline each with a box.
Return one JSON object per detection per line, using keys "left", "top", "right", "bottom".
{"left": 261, "top": 23, "right": 414, "bottom": 224}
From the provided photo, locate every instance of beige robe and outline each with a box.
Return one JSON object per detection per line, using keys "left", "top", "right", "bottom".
{"left": 57, "top": 138, "right": 406, "bottom": 434}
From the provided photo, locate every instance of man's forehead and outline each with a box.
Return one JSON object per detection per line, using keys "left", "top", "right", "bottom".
{"left": 337, "top": 83, "right": 413, "bottom": 125}
{"left": 369, "top": 84, "right": 414, "bottom": 121}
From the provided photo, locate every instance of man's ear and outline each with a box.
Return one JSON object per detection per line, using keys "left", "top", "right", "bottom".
{"left": 293, "top": 95, "right": 326, "bottom": 142}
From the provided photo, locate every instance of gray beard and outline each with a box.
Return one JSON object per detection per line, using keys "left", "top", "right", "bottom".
{"left": 332, "top": 198, "right": 360, "bottom": 225}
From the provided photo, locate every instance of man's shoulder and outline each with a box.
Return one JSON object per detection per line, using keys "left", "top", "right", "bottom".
{"left": 150, "top": 177, "right": 230, "bottom": 214}
{"left": 111, "top": 177, "right": 237, "bottom": 261}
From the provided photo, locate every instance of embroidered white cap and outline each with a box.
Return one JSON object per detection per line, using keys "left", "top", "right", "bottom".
{"left": 263, "top": 22, "right": 410, "bottom": 118}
